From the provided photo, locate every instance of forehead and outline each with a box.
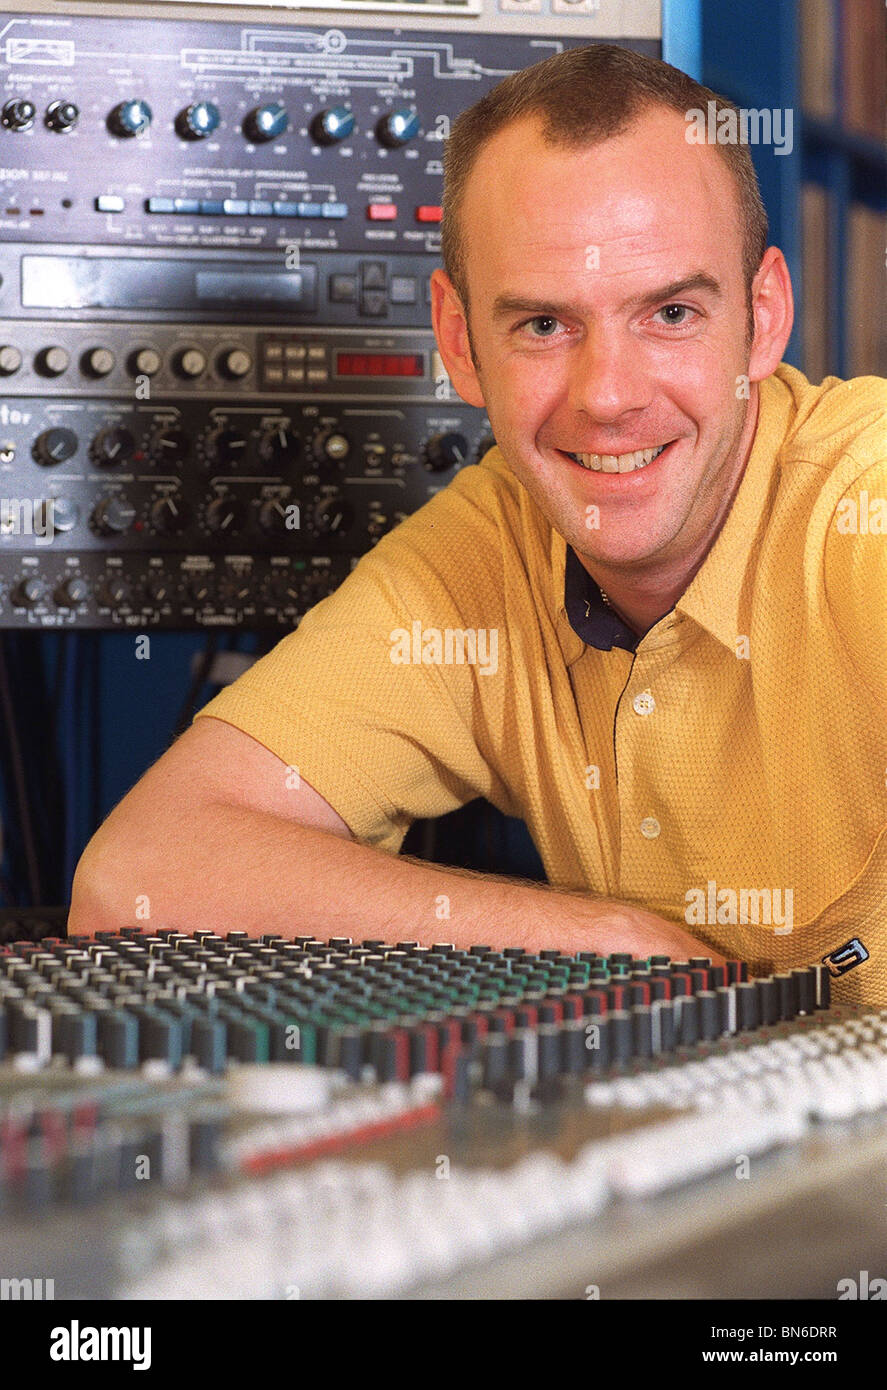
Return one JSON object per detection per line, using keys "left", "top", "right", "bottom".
{"left": 460, "top": 108, "right": 745, "bottom": 300}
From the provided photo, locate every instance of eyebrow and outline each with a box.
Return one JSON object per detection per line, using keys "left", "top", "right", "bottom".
{"left": 490, "top": 272, "right": 724, "bottom": 322}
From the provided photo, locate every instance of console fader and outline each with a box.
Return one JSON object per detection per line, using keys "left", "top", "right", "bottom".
{"left": 0, "top": 4, "right": 659, "bottom": 627}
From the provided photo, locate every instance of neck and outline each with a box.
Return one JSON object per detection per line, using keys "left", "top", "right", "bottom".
{"left": 577, "top": 388, "right": 760, "bottom": 636}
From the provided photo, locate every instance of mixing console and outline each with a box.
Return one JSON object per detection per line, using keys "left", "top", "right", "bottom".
{"left": 3, "top": 917, "right": 885, "bottom": 1300}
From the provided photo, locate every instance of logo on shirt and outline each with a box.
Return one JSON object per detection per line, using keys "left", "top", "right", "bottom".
{"left": 822, "top": 938, "right": 869, "bottom": 977}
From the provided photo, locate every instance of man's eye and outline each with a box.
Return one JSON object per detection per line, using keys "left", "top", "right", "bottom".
{"left": 655, "top": 303, "right": 696, "bottom": 327}
{"left": 522, "top": 315, "right": 561, "bottom": 337}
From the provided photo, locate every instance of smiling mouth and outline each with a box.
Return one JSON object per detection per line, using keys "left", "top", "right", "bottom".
{"left": 564, "top": 442, "right": 671, "bottom": 473}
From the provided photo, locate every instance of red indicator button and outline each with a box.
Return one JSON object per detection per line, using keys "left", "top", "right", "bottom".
{"left": 415, "top": 204, "right": 442, "bottom": 223}
{"left": 367, "top": 202, "right": 398, "bottom": 220}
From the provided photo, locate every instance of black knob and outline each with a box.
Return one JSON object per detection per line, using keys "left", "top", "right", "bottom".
{"left": 143, "top": 572, "right": 172, "bottom": 604}
{"left": 173, "top": 347, "right": 207, "bottom": 380}
{"left": 217, "top": 574, "right": 251, "bottom": 604}
{"left": 45, "top": 100, "right": 79, "bottom": 133}
{"left": 37, "top": 497, "right": 78, "bottom": 535}
{"left": 2, "top": 99, "right": 36, "bottom": 131}
{"left": 176, "top": 101, "right": 220, "bottom": 141}
{"left": 205, "top": 496, "right": 247, "bottom": 535}
{"left": 424, "top": 431, "right": 469, "bottom": 472}
{"left": 312, "top": 495, "right": 354, "bottom": 536}
{"left": 96, "top": 575, "right": 131, "bottom": 607}
{"left": 91, "top": 496, "right": 136, "bottom": 536}
{"left": 313, "top": 428, "right": 350, "bottom": 465}
{"left": 204, "top": 427, "right": 249, "bottom": 470}
{"left": 109, "top": 99, "right": 152, "bottom": 138}
{"left": 150, "top": 427, "right": 190, "bottom": 467}
{"left": 375, "top": 108, "right": 421, "bottom": 148}
{"left": 310, "top": 106, "right": 355, "bottom": 146}
{"left": 13, "top": 576, "right": 47, "bottom": 606}
{"left": 188, "top": 574, "right": 213, "bottom": 604}
{"left": 258, "top": 497, "right": 297, "bottom": 536}
{"left": 218, "top": 347, "right": 252, "bottom": 380}
{"left": 259, "top": 424, "right": 300, "bottom": 468}
{"left": 91, "top": 426, "right": 136, "bottom": 467}
{"left": 149, "top": 495, "right": 190, "bottom": 534}
{"left": 244, "top": 103, "right": 288, "bottom": 143}
{"left": 55, "top": 576, "right": 89, "bottom": 607}
{"left": 34, "top": 428, "right": 78, "bottom": 466}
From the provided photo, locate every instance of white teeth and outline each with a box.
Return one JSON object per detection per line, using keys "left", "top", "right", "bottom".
{"left": 568, "top": 443, "right": 668, "bottom": 472}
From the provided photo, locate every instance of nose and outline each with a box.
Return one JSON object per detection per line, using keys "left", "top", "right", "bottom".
{"left": 566, "top": 324, "right": 654, "bottom": 423}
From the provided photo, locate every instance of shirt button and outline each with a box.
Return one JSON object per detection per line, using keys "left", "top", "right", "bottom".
{"left": 632, "top": 690, "right": 656, "bottom": 716}
{"left": 640, "top": 817, "right": 661, "bottom": 839}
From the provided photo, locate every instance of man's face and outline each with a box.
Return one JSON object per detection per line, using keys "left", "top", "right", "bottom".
{"left": 438, "top": 108, "right": 762, "bottom": 574}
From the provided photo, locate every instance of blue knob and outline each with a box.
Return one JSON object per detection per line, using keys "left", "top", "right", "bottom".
{"left": 311, "top": 105, "right": 355, "bottom": 145}
{"left": 179, "top": 101, "right": 220, "bottom": 140}
{"left": 245, "top": 102, "right": 289, "bottom": 143}
{"left": 377, "top": 108, "right": 421, "bottom": 148}
{"left": 111, "top": 99, "right": 152, "bottom": 137}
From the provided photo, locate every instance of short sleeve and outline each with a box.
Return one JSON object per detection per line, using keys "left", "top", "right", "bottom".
{"left": 194, "top": 459, "right": 522, "bottom": 851}
{"left": 823, "top": 455, "right": 887, "bottom": 709}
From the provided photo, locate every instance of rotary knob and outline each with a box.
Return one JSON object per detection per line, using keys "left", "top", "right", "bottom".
{"left": 218, "top": 347, "right": 252, "bottom": 380}
{"left": 96, "top": 574, "right": 131, "bottom": 607}
{"left": 36, "top": 346, "right": 70, "bottom": 377}
{"left": 424, "top": 431, "right": 469, "bottom": 472}
{"left": 130, "top": 347, "right": 162, "bottom": 378}
{"left": 376, "top": 108, "right": 421, "bottom": 148}
{"left": 109, "top": 99, "right": 152, "bottom": 138}
{"left": 174, "top": 347, "right": 207, "bottom": 380}
{"left": 45, "top": 100, "right": 79, "bottom": 133}
{"left": 244, "top": 102, "right": 288, "bottom": 143}
{"left": 312, "top": 427, "right": 350, "bottom": 465}
{"left": 204, "top": 427, "right": 250, "bottom": 470}
{"left": 217, "top": 574, "right": 252, "bottom": 605}
{"left": 204, "top": 496, "right": 247, "bottom": 536}
{"left": 91, "top": 425, "right": 136, "bottom": 467}
{"left": 310, "top": 106, "right": 355, "bottom": 146}
{"left": 36, "top": 498, "right": 79, "bottom": 535}
{"left": 150, "top": 427, "right": 191, "bottom": 467}
{"left": 55, "top": 576, "right": 89, "bottom": 607}
{"left": 13, "top": 576, "right": 47, "bottom": 606}
{"left": 83, "top": 347, "right": 115, "bottom": 378}
{"left": 258, "top": 496, "right": 298, "bottom": 536}
{"left": 2, "top": 99, "right": 36, "bottom": 132}
{"left": 176, "top": 100, "right": 221, "bottom": 140}
{"left": 188, "top": 574, "right": 213, "bottom": 604}
{"left": 34, "top": 427, "right": 78, "bottom": 466}
{"left": 259, "top": 423, "right": 300, "bottom": 468}
{"left": 143, "top": 573, "right": 172, "bottom": 605}
{"left": 149, "top": 495, "right": 190, "bottom": 534}
{"left": 0, "top": 346, "right": 22, "bottom": 376}
{"left": 312, "top": 494, "right": 354, "bottom": 536}
{"left": 91, "top": 496, "right": 136, "bottom": 536}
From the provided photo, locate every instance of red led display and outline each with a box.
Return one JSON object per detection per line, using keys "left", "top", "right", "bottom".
{"left": 336, "top": 353, "right": 425, "bottom": 378}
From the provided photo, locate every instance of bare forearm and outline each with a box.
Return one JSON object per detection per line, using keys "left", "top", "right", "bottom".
{"left": 72, "top": 800, "right": 722, "bottom": 961}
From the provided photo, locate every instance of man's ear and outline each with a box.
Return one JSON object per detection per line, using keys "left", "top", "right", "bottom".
{"left": 430, "top": 268, "right": 486, "bottom": 408}
{"left": 747, "top": 246, "right": 794, "bottom": 383}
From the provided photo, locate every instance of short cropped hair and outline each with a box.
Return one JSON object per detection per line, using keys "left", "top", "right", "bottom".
{"left": 441, "top": 44, "right": 769, "bottom": 311}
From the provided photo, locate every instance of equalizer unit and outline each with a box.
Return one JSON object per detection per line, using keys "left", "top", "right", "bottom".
{"left": 0, "top": 1, "right": 659, "bottom": 627}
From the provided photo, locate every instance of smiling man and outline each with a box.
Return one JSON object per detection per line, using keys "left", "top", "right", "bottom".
{"left": 71, "top": 46, "right": 887, "bottom": 1004}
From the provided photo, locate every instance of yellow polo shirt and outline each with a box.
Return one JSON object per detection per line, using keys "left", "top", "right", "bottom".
{"left": 196, "top": 364, "right": 887, "bottom": 1006}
